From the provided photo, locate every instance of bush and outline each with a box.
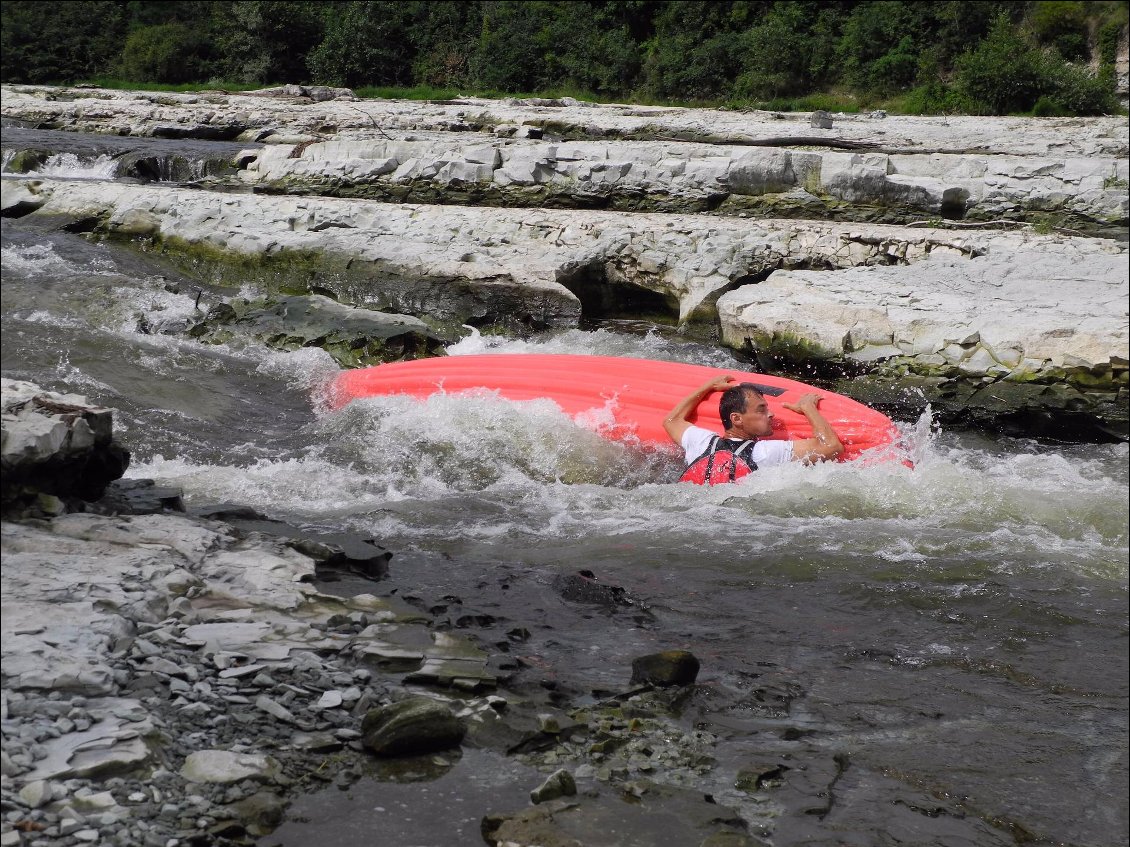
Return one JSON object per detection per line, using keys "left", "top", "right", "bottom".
{"left": 1029, "top": 1, "right": 1089, "bottom": 61}
{"left": 1042, "top": 62, "right": 1117, "bottom": 115}
{"left": 898, "top": 81, "right": 978, "bottom": 115}
{"left": 1030, "top": 95, "right": 1070, "bottom": 117}
{"left": 118, "top": 23, "right": 213, "bottom": 84}
{"left": 953, "top": 14, "right": 1049, "bottom": 114}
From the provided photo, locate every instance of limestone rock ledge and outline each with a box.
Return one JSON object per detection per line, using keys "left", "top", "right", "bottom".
{"left": 4, "top": 85, "right": 1126, "bottom": 231}
{"left": 4, "top": 178, "right": 1126, "bottom": 438}
{"left": 237, "top": 136, "right": 1128, "bottom": 231}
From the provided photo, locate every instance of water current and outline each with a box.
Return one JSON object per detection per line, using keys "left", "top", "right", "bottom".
{"left": 1, "top": 161, "right": 1127, "bottom": 845}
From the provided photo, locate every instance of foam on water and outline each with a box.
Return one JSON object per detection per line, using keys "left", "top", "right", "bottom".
{"left": 128, "top": 389, "right": 1129, "bottom": 582}
{"left": 17, "top": 152, "right": 119, "bottom": 179}
{"left": 446, "top": 325, "right": 747, "bottom": 368}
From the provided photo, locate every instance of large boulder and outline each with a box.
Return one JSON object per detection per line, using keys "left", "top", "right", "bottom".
{"left": 1, "top": 380, "right": 129, "bottom": 513}
{"left": 186, "top": 294, "right": 450, "bottom": 367}
{"left": 361, "top": 696, "right": 466, "bottom": 756}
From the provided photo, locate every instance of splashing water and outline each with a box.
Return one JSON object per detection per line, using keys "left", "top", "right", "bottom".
{"left": 13, "top": 152, "right": 120, "bottom": 179}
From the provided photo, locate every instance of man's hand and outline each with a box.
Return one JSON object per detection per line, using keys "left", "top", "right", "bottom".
{"left": 782, "top": 392, "right": 822, "bottom": 415}
{"left": 783, "top": 392, "right": 844, "bottom": 463}
{"left": 663, "top": 376, "right": 735, "bottom": 443}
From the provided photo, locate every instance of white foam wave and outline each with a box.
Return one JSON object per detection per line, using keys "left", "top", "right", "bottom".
{"left": 129, "top": 385, "right": 1127, "bottom": 583}
{"left": 445, "top": 326, "right": 744, "bottom": 368}
{"left": 23, "top": 152, "right": 119, "bottom": 179}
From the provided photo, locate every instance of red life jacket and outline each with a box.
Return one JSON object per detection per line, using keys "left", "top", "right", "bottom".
{"left": 679, "top": 436, "right": 759, "bottom": 485}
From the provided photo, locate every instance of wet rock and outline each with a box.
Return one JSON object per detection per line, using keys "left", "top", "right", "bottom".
{"left": 360, "top": 696, "right": 466, "bottom": 756}
{"left": 179, "top": 750, "right": 282, "bottom": 784}
{"left": 530, "top": 768, "right": 577, "bottom": 804}
{"left": 89, "top": 478, "right": 185, "bottom": 515}
{"left": 484, "top": 783, "right": 756, "bottom": 847}
{"left": 630, "top": 650, "right": 701, "bottom": 687}
{"left": 0, "top": 177, "right": 49, "bottom": 217}
{"left": 224, "top": 790, "right": 287, "bottom": 836}
{"left": 186, "top": 294, "right": 449, "bottom": 368}
{"left": 190, "top": 505, "right": 392, "bottom": 581}
{"left": 552, "top": 570, "right": 650, "bottom": 617}
{"left": 734, "top": 761, "right": 790, "bottom": 792}
{"left": 1, "top": 379, "right": 130, "bottom": 513}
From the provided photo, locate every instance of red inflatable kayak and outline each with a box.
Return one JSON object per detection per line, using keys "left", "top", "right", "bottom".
{"left": 329, "top": 354, "right": 899, "bottom": 461}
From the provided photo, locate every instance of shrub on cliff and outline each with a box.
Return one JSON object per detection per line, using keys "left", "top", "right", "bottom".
{"left": 953, "top": 12, "right": 1116, "bottom": 115}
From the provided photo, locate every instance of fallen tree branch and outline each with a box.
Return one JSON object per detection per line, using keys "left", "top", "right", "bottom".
{"left": 904, "top": 219, "right": 1028, "bottom": 229}
{"left": 653, "top": 134, "right": 880, "bottom": 150}
{"left": 347, "top": 105, "right": 392, "bottom": 140}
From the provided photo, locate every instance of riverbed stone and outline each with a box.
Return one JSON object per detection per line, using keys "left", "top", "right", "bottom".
{"left": 1, "top": 380, "right": 130, "bottom": 512}
{"left": 360, "top": 696, "right": 466, "bottom": 756}
{"left": 179, "top": 750, "right": 281, "bottom": 784}
{"left": 530, "top": 768, "right": 577, "bottom": 804}
{"left": 630, "top": 650, "right": 701, "bottom": 687}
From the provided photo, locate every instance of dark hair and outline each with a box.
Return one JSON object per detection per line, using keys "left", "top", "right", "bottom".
{"left": 719, "top": 383, "right": 765, "bottom": 429}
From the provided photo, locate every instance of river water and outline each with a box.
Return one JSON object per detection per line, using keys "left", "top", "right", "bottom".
{"left": 1, "top": 158, "right": 1127, "bottom": 845}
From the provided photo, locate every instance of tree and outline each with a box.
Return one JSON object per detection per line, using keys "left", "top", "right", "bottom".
{"left": 119, "top": 21, "right": 214, "bottom": 83}
{"left": 215, "top": 1, "right": 327, "bottom": 85}
{"left": 953, "top": 12, "right": 1048, "bottom": 113}
{"left": 306, "top": 0, "right": 416, "bottom": 88}
{"left": 1, "top": 0, "right": 128, "bottom": 83}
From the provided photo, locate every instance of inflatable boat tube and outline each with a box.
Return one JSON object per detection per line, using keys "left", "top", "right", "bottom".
{"left": 329, "top": 354, "right": 899, "bottom": 461}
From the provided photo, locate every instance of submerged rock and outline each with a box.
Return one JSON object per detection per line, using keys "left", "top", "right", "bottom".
{"left": 530, "top": 768, "right": 577, "bottom": 804}
{"left": 361, "top": 696, "right": 467, "bottom": 756}
{"left": 630, "top": 650, "right": 701, "bottom": 687}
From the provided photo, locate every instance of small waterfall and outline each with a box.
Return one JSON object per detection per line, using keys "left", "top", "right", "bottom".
{"left": 13, "top": 152, "right": 120, "bottom": 179}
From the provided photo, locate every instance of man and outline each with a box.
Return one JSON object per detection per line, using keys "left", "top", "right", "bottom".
{"left": 663, "top": 376, "right": 843, "bottom": 483}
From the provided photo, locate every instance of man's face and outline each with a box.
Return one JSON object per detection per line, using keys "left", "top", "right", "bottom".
{"left": 731, "top": 392, "right": 774, "bottom": 437}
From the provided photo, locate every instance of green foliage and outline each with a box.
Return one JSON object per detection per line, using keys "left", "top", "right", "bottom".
{"left": 953, "top": 13, "right": 1050, "bottom": 114}
{"left": 119, "top": 22, "right": 214, "bottom": 84}
{"left": 732, "top": 3, "right": 827, "bottom": 100}
{"left": 1029, "top": 1, "right": 1089, "bottom": 60}
{"left": 1040, "top": 62, "right": 1117, "bottom": 115}
{"left": 1, "top": 1, "right": 128, "bottom": 83}
{"left": 306, "top": 1, "right": 417, "bottom": 88}
{"left": 1, "top": 0, "right": 1123, "bottom": 116}
{"left": 894, "top": 82, "right": 977, "bottom": 115}
{"left": 640, "top": 1, "right": 748, "bottom": 100}
{"left": 1098, "top": 19, "right": 1124, "bottom": 64}
{"left": 215, "top": 1, "right": 327, "bottom": 85}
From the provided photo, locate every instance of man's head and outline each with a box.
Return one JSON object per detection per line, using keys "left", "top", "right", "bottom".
{"left": 719, "top": 383, "right": 774, "bottom": 438}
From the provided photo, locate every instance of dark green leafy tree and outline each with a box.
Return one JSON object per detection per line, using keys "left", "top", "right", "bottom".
{"left": 215, "top": 1, "right": 327, "bottom": 85}
{"left": 119, "top": 21, "right": 214, "bottom": 83}
{"left": 306, "top": 0, "right": 417, "bottom": 87}
{"left": 1, "top": 0, "right": 128, "bottom": 83}
{"left": 954, "top": 12, "right": 1050, "bottom": 113}
{"left": 468, "top": 0, "right": 555, "bottom": 93}
{"left": 733, "top": 2, "right": 840, "bottom": 100}
{"left": 408, "top": 0, "right": 480, "bottom": 88}
{"left": 640, "top": 1, "right": 748, "bottom": 100}
{"left": 1029, "top": 0, "right": 1089, "bottom": 60}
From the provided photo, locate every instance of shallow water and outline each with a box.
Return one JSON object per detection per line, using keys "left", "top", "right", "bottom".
{"left": 2, "top": 209, "right": 1127, "bottom": 846}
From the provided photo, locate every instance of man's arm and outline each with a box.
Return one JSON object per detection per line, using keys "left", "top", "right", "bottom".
{"left": 663, "top": 376, "right": 735, "bottom": 444}
{"left": 783, "top": 393, "right": 843, "bottom": 463}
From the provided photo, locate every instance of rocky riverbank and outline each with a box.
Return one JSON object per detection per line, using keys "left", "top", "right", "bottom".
{"left": 2, "top": 382, "right": 779, "bottom": 847}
